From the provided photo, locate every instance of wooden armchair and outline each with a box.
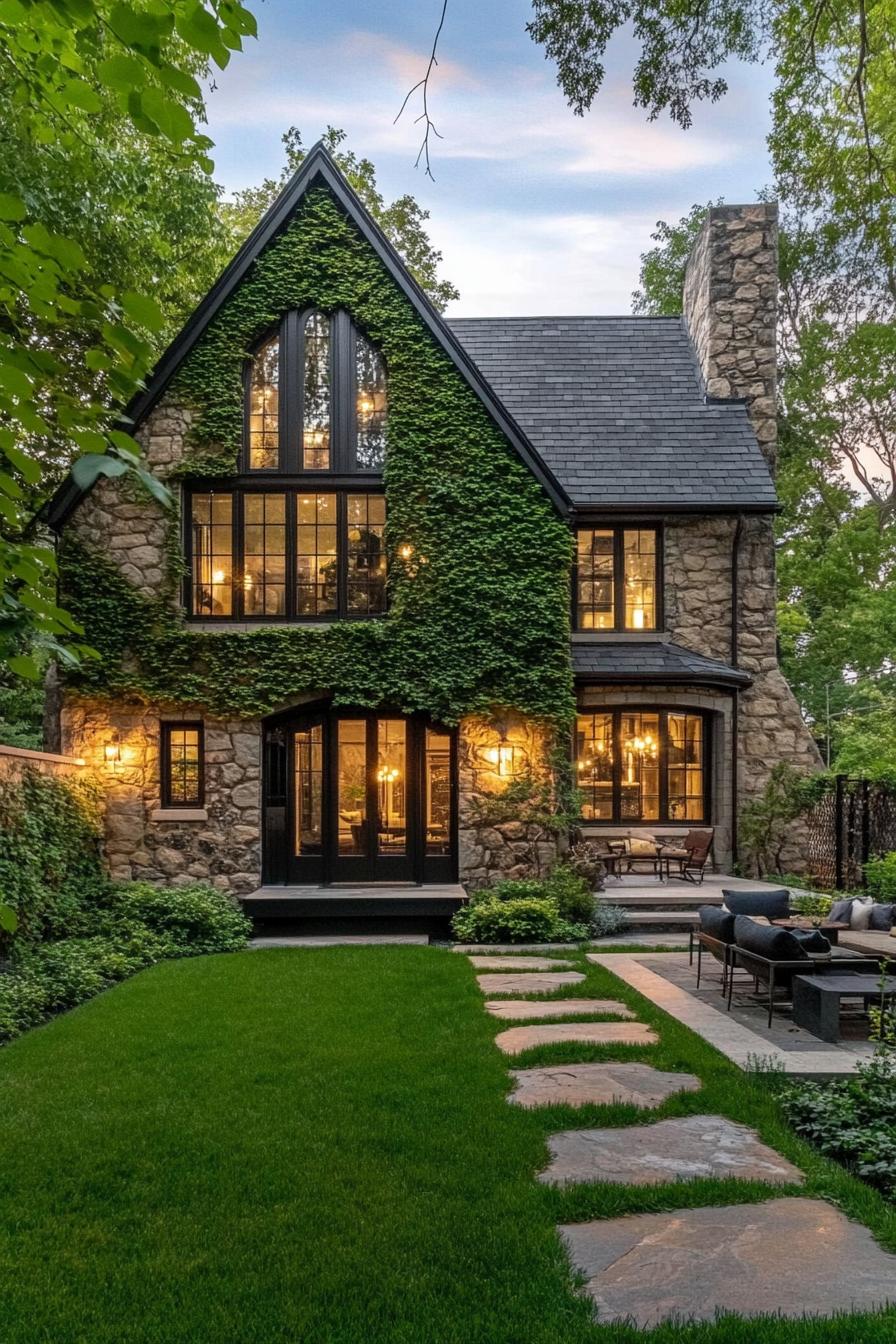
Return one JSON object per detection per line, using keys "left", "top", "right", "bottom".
{"left": 660, "top": 828, "right": 714, "bottom": 884}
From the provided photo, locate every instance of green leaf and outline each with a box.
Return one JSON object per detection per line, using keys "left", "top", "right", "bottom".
{"left": 8, "top": 654, "right": 41, "bottom": 681}
{"left": 136, "top": 465, "right": 172, "bottom": 507}
{"left": 97, "top": 53, "right": 146, "bottom": 92}
{"left": 59, "top": 79, "right": 103, "bottom": 114}
{"left": 0, "top": 193, "right": 26, "bottom": 221}
{"left": 120, "top": 290, "right": 165, "bottom": 332}
{"left": 0, "top": 904, "right": 18, "bottom": 934}
{"left": 70, "top": 453, "right": 128, "bottom": 488}
{"left": 1, "top": 442, "right": 41, "bottom": 484}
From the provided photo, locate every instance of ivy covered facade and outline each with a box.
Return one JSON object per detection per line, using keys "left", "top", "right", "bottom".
{"left": 45, "top": 152, "right": 819, "bottom": 896}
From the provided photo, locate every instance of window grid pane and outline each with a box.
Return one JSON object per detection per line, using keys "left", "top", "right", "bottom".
{"left": 377, "top": 719, "right": 406, "bottom": 854}
{"left": 296, "top": 493, "right": 338, "bottom": 616}
{"left": 166, "top": 727, "right": 201, "bottom": 806}
{"left": 243, "top": 494, "right": 286, "bottom": 616}
{"left": 248, "top": 337, "right": 279, "bottom": 470}
{"left": 191, "top": 493, "right": 233, "bottom": 616}
{"left": 620, "top": 712, "right": 659, "bottom": 820}
{"left": 294, "top": 726, "right": 323, "bottom": 854}
{"left": 576, "top": 713, "right": 614, "bottom": 820}
{"left": 575, "top": 710, "right": 706, "bottom": 823}
{"left": 624, "top": 529, "right": 657, "bottom": 629}
{"left": 425, "top": 729, "right": 452, "bottom": 855}
{"left": 577, "top": 530, "right": 615, "bottom": 629}
{"left": 346, "top": 494, "right": 387, "bottom": 615}
{"left": 667, "top": 712, "right": 705, "bottom": 821}
{"left": 303, "top": 312, "right": 330, "bottom": 470}
{"left": 356, "top": 334, "right": 387, "bottom": 469}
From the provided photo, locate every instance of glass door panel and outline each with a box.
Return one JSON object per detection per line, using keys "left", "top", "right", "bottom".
{"left": 376, "top": 719, "right": 406, "bottom": 856}
{"left": 337, "top": 720, "right": 368, "bottom": 856}
{"left": 294, "top": 726, "right": 323, "bottom": 856}
{"left": 425, "top": 730, "right": 451, "bottom": 856}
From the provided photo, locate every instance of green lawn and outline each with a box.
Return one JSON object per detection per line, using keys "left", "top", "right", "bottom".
{"left": 1, "top": 944, "right": 895, "bottom": 1343}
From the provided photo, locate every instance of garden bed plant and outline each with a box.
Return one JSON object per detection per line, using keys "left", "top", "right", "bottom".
{"left": 450, "top": 861, "right": 627, "bottom": 944}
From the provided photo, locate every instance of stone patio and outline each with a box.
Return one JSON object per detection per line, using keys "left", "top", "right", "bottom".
{"left": 540, "top": 1115, "right": 804, "bottom": 1187}
{"left": 589, "top": 952, "right": 877, "bottom": 1076}
{"left": 484, "top": 999, "right": 634, "bottom": 1021}
{"left": 496, "top": 1022, "right": 657, "bottom": 1056}
{"left": 559, "top": 1197, "right": 896, "bottom": 1327}
{"left": 508, "top": 1062, "right": 700, "bottom": 1109}
{"left": 476, "top": 972, "right": 585, "bottom": 995}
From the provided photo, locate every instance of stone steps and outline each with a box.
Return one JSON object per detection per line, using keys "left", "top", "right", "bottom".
{"left": 599, "top": 891, "right": 721, "bottom": 908}
{"left": 612, "top": 909, "right": 701, "bottom": 928}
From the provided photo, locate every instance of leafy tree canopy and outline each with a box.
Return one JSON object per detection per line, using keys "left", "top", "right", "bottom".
{"left": 219, "top": 126, "right": 460, "bottom": 312}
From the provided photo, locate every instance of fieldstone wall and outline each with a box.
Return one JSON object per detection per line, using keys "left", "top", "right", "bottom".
{"left": 683, "top": 203, "right": 778, "bottom": 468}
{"left": 60, "top": 695, "right": 262, "bottom": 895}
{"left": 458, "top": 714, "right": 563, "bottom": 890}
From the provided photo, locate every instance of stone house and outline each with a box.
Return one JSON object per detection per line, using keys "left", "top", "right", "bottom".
{"left": 43, "top": 145, "right": 819, "bottom": 907}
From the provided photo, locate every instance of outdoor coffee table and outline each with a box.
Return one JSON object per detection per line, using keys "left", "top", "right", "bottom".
{"left": 771, "top": 918, "right": 850, "bottom": 945}
{"left": 792, "top": 973, "right": 896, "bottom": 1042}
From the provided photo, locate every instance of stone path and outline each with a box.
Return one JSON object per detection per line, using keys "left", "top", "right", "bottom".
{"left": 476, "top": 972, "right": 585, "bottom": 995}
{"left": 540, "top": 1114, "right": 804, "bottom": 1187}
{"left": 466, "top": 955, "right": 576, "bottom": 971}
{"left": 559, "top": 1197, "right": 896, "bottom": 1327}
{"left": 484, "top": 998, "right": 634, "bottom": 1021}
{"left": 508, "top": 1062, "right": 700, "bottom": 1109}
{"left": 497, "top": 1022, "right": 657, "bottom": 1056}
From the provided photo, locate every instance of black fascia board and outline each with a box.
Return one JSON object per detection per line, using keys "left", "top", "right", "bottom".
{"left": 571, "top": 500, "right": 780, "bottom": 519}
{"left": 41, "top": 142, "right": 570, "bottom": 531}
{"left": 573, "top": 668, "right": 753, "bottom": 690}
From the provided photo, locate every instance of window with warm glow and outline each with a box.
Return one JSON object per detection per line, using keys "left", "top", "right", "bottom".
{"left": 161, "top": 723, "right": 204, "bottom": 807}
{"left": 244, "top": 311, "right": 386, "bottom": 473}
{"left": 576, "top": 708, "right": 707, "bottom": 823}
{"left": 575, "top": 526, "right": 660, "bottom": 631}
{"left": 187, "top": 490, "right": 386, "bottom": 622}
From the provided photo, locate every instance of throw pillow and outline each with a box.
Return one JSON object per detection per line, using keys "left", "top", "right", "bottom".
{"left": 850, "top": 897, "right": 875, "bottom": 930}
{"left": 869, "top": 903, "right": 895, "bottom": 932}
{"left": 628, "top": 837, "right": 657, "bottom": 856}
{"left": 829, "top": 898, "right": 854, "bottom": 924}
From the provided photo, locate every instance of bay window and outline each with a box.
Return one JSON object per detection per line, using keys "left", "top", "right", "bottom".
{"left": 576, "top": 526, "right": 659, "bottom": 631}
{"left": 188, "top": 489, "right": 386, "bottom": 621}
{"left": 576, "top": 709, "right": 708, "bottom": 823}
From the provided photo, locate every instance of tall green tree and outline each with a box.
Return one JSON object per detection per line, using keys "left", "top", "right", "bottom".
{"left": 219, "top": 126, "right": 459, "bottom": 312}
{"left": 0, "top": 0, "right": 256, "bottom": 679}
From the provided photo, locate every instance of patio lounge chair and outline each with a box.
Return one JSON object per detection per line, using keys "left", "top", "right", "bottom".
{"left": 727, "top": 915, "right": 877, "bottom": 1027}
{"left": 660, "top": 828, "right": 715, "bottom": 884}
{"left": 689, "top": 905, "right": 737, "bottom": 994}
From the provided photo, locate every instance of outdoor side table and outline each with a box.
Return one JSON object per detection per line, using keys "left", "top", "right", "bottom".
{"left": 792, "top": 973, "right": 896, "bottom": 1043}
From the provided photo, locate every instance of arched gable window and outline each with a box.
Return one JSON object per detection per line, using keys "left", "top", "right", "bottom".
{"left": 244, "top": 311, "right": 387, "bottom": 474}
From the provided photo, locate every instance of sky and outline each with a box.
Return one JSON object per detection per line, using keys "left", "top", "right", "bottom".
{"left": 203, "top": 0, "right": 776, "bottom": 316}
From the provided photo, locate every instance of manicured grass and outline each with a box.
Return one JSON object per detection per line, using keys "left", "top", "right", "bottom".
{"left": 1, "top": 944, "right": 895, "bottom": 1342}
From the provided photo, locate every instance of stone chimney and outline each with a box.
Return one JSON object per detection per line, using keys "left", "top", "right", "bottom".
{"left": 682, "top": 203, "right": 778, "bottom": 470}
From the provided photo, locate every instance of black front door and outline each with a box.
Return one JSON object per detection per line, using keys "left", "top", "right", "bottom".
{"left": 263, "top": 710, "right": 456, "bottom": 885}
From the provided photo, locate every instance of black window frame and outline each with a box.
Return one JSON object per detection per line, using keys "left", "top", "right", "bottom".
{"left": 184, "top": 482, "right": 387, "bottom": 624}
{"left": 573, "top": 524, "right": 663, "bottom": 632}
{"left": 160, "top": 721, "right": 205, "bottom": 808}
{"left": 241, "top": 309, "right": 387, "bottom": 476}
{"left": 574, "top": 706, "right": 710, "bottom": 824}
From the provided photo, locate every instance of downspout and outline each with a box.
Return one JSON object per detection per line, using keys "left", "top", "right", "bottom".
{"left": 730, "top": 514, "right": 744, "bottom": 865}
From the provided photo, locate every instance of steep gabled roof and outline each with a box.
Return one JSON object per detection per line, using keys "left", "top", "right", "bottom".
{"left": 44, "top": 143, "right": 569, "bottom": 528}
{"left": 449, "top": 316, "right": 777, "bottom": 511}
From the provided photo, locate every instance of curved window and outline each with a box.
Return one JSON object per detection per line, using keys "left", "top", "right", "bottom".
{"left": 576, "top": 709, "right": 708, "bottom": 823}
{"left": 244, "top": 312, "right": 387, "bottom": 473}
{"left": 247, "top": 335, "right": 280, "bottom": 470}
{"left": 303, "top": 311, "right": 331, "bottom": 470}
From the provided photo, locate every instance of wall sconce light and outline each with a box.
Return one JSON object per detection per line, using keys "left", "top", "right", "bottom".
{"left": 104, "top": 734, "right": 121, "bottom": 767}
{"left": 477, "top": 722, "right": 527, "bottom": 779}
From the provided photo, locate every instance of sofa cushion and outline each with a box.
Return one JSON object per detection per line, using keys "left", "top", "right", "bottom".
{"left": 733, "top": 915, "right": 808, "bottom": 961}
{"left": 627, "top": 836, "right": 658, "bottom": 856}
{"left": 789, "top": 928, "right": 832, "bottom": 956}
{"left": 850, "top": 896, "right": 875, "bottom": 930}
{"left": 869, "top": 903, "right": 895, "bottom": 932}
{"left": 829, "top": 897, "right": 854, "bottom": 923}
{"left": 723, "top": 889, "right": 791, "bottom": 920}
{"left": 698, "top": 905, "right": 736, "bottom": 943}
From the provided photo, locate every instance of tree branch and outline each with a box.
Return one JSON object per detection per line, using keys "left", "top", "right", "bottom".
{"left": 394, "top": 0, "right": 448, "bottom": 180}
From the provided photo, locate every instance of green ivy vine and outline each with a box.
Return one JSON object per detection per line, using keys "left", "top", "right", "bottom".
{"left": 61, "top": 185, "right": 574, "bottom": 727}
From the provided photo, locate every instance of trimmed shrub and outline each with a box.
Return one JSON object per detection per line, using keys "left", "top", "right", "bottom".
{"left": 590, "top": 904, "right": 629, "bottom": 938}
{"left": 107, "top": 882, "right": 251, "bottom": 954}
{"left": 452, "top": 897, "right": 587, "bottom": 944}
{"left": 544, "top": 863, "right": 595, "bottom": 924}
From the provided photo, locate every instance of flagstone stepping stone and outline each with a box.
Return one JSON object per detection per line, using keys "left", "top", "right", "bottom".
{"left": 559, "top": 1197, "right": 896, "bottom": 1327}
{"left": 485, "top": 998, "right": 635, "bottom": 1021}
{"left": 540, "top": 1115, "right": 804, "bottom": 1187}
{"left": 477, "top": 972, "right": 585, "bottom": 995}
{"left": 497, "top": 1022, "right": 658, "bottom": 1055}
{"left": 466, "top": 956, "right": 576, "bottom": 971}
{"left": 508, "top": 1062, "right": 700, "bottom": 1109}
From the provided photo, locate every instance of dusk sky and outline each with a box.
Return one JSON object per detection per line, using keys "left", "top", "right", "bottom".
{"left": 204, "top": 0, "right": 775, "bottom": 315}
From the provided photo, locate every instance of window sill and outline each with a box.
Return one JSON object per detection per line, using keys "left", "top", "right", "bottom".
{"left": 571, "top": 631, "right": 668, "bottom": 643}
{"left": 150, "top": 808, "right": 208, "bottom": 822}
{"left": 184, "top": 621, "right": 335, "bottom": 633}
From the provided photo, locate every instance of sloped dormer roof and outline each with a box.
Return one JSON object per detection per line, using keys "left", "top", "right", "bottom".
{"left": 448, "top": 316, "right": 777, "bottom": 511}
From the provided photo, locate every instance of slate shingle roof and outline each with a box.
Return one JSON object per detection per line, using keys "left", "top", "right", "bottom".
{"left": 571, "top": 640, "right": 752, "bottom": 688}
{"left": 448, "top": 316, "right": 777, "bottom": 510}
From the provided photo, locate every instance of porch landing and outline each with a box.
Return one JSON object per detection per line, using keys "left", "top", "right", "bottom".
{"left": 241, "top": 883, "right": 466, "bottom": 935}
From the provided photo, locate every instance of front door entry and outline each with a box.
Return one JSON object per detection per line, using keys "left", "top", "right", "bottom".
{"left": 263, "top": 709, "right": 456, "bottom": 885}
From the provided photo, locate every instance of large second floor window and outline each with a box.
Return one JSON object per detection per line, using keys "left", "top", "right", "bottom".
{"left": 189, "top": 489, "right": 386, "bottom": 621}
{"left": 575, "top": 526, "right": 660, "bottom": 631}
{"left": 245, "top": 310, "right": 387, "bottom": 474}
